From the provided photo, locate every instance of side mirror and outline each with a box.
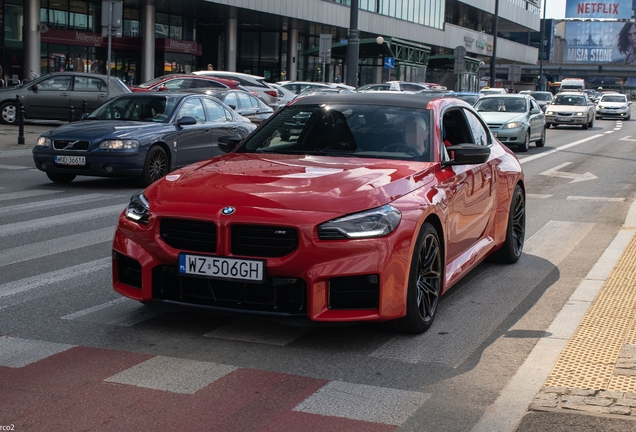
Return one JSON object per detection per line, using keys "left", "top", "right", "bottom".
{"left": 177, "top": 116, "right": 197, "bottom": 127}
{"left": 157, "top": 85, "right": 168, "bottom": 92}
{"left": 444, "top": 143, "right": 490, "bottom": 166}
{"left": 531, "top": 108, "right": 540, "bottom": 114}
{"left": 228, "top": 104, "right": 237, "bottom": 110}
{"left": 31, "top": 84, "right": 39, "bottom": 92}
{"left": 218, "top": 135, "right": 243, "bottom": 153}
{"left": 80, "top": 112, "right": 90, "bottom": 120}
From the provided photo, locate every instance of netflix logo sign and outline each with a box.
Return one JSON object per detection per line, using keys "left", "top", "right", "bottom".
{"left": 565, "top": 0, "right": 632, "bottom": 19}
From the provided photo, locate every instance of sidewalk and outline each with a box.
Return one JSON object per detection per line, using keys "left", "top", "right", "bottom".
{"left": 0, "top": 121, "right": 62, "bottom": 154}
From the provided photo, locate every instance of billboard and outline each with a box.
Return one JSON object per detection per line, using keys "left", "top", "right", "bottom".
{"left": 564, "top": 21, "right": 632, "bottom": 64}
{"left": 565, "top": 0, "right": 633, "bottom": 19}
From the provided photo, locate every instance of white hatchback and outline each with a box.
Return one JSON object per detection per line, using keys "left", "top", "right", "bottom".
{"left": 596, "top": 93, "right": 631, "bottom": 120}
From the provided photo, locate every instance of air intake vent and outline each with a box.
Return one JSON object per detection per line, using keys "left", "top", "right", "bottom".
{"left": 231, "top": 225, "right": 298, "bottom": 257}
{"left": 160, "top": 218, "right": 216, "bottom": 253}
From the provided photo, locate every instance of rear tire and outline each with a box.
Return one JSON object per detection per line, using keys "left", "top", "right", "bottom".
{"left": 391, "top": 223, "right": 443, "bottom": 334}
{"left": 519, "top": 131, "right": 530, "bottom": 152}
{"left": 46, "top": 172, "right": 76, "bottom": 183}
{"left": 536, "top": 127, "right": 546, "bottom": 148}
{"left": 489, "top": 184, "right": 525, "bottom": 264}
{"left": 0, "top": 101, "right": 18, "bottom": 125}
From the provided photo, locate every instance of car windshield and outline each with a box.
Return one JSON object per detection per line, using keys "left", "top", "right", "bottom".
{"left": 446, "top": 94, "right": 479, "bottom": 104}
{"left": 87, "top": 95, "right": 179, "bottom": 122}
{"left": 553, "top": 95, "right": 587, "bottom": 106}
{"left": 529, "top": 93, "right": 552, "bottom": 101}
{"left": 236, "top": 103, "right": 432, "bottom": 161}
{"left": 474, "top": 97, "right": 527, "bottom": 113}
{"left": 602, "top": 95, "right": 627, "bottom": 103}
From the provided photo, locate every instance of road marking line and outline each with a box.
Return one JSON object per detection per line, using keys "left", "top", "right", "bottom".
{"left": 0, "top": 257, "right": 110, "bottom": 302}
{"left": 61, "top": 297, "right": 128, "bottom": 320}
{"left": 0, "top": 204, "right": 124, "bottom": 237}
{"left": 0, "top": 164, "right": 30, "bottom": 170}
{"left": 0, "top": 227, "right": 114, "bottom": 267}
{"left": 0, "top": 193, "right": 124, "bottom": 217}
{"left": 293, "top": 381, "right": 430, "bottom": 426}
{"left": 567, "top": 196, "right": 625, "bottom": 202}
{"left": 104, "top": 356, "right": 238, "bottom": 394}
{"left": 540, "top": 162, "right": 597, "bottom": 183}
{"left": 526, "top": 194, "right": 552, "bottom": 199}
{"left": 519, "top": 134, "right": 603, "bottom": 164}
{"left": 0, "top": 189, "right": 64, "bottom": 202}
{"left": 605, "top": 131, "right": 614, "bottom": 134}
{"left": 0, "top": 335, "right": 75, "bottom": 368}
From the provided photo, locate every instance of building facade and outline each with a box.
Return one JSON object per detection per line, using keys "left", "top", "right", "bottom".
{"left": 5, "top": 0, "right": 539, "bottom": 91}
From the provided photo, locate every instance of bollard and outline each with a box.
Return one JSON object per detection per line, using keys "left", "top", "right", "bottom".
{"left": 17, "top": 95, "right": 25, "bottom": 145}
{"left": 82, "top": 99, "right": 88, "bottom": 115}
{"left": 69, "top": 105, "right": 75, "bottom": 122}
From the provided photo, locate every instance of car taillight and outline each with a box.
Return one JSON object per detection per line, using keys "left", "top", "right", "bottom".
{"left": 265, "top": 90, "right": 278, "bottom": 98}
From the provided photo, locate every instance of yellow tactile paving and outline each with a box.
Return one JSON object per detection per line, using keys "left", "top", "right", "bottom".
{"left": 543, "top": 233, "right": 636, "bottom": 392}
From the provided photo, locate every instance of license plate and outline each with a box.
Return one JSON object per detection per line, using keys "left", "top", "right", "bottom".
{"left": 556, "top": 117, "right": 571, "bottom": 122}
{"left": 290, "top": 128, "right": 302, "bottom": 134}
{"left": 55, "top": 155, "right": 86, "bottom": 166}
{"left": 179, "top": 254, "right": 264, "bottom": 282}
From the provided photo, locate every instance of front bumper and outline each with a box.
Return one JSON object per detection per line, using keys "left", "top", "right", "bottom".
{"left": 32, "top": 148, "right": 145, "bottom": 178}
{"left": 112, "top": 204, "right": 420, "bottom": 323}
{"left": 491, "top": 126, "right": 526, "bottom": 146}
{"left": 596, "top": 108, "right": 630, "bottom": 118}
{"left": 545, "top": 114, "right": 588, "bottom": 125}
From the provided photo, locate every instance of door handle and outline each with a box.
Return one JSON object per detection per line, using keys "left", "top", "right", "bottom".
{"left": 60, "top": 92, "right": 70, "bottom": 97}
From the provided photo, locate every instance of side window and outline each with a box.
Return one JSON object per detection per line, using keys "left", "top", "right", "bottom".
{"left": 237, "top": 92, "right": 253, "bottom": 109}
{"left": 248, "top": 95, "right": 261, "bottom": 108}
{"left": 463, "top": 109, "right": 490, "bottom": 146}
{"left": 192, "top": 79, "right": 224, "bottom": 89}
{"left": 38, "top": 76, "right": 72, "bottom": 91}
{"left": 177, "top": 98, "right": 206, "bottom": 123}
{"left": 441, "top": 109, "right": 472, "bottom": 147}
{"left": 224, "top": 92, "right": 239, "bottom": 109}
{"left": 164, "top": 79, "right": 187, "bottom": 90}
{"left": 73, "top": 77, "right": 104, "bottom": 92}
{"left": 202, "top": 98, "right": 227, "bottom": 122}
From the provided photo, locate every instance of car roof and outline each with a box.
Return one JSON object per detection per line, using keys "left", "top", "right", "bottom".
{"left": 290, "top": 92, "right": 458, "bottom": 109}
{"left": 479, "top": 93, "right": 529, "bottom": 99}
{"left": 193, "top": 70, "right": 266, "bottom": 80}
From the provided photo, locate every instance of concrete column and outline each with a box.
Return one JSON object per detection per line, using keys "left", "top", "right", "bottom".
{"left": 374, "top": 58, "right": 383, "bottom": 83}
{"left": 287, "top": 24, "right": 298, "bottom": 82}
{"left": 226, "top": 8, "right": 237, "bottom": 72}
{"left": 140, "top": 0, "right": 155, "bottom": 82}
{"left": 24, "top": 0, "right": 41, "bottom": 81}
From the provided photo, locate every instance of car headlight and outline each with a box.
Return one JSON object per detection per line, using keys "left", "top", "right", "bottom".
{"left": 599, "top": 106, "right": 605, "bottom": 109}
{"left": 575, "top": 112, "right": 585, "bottom": 116}
{"left": 125, "top": 192, "right": 150, "bottom": 224}
{"left": 36, "top": 136, "right": 50, "bottom": 147}
{"left": 99, "top": 139, "right": 139, "bottom": 150}
{"left": 503, "top": 122, "right": 524, "bottom": 129}
{"left": 546, "top": 111, "right": 554, "bottom": 115}
{"left": 318, "top": 205, "right": 401, "bottom": 240}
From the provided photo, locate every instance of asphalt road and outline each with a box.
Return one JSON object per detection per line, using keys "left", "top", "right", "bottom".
{"left": 1, "top": 118, "right": 636, "bottom": 431}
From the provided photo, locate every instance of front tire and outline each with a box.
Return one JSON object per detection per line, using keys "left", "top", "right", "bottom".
{"left": 489, "top": 184, "right": 525, "bottom": 264}
{"left": 0, "top": 101, "right": 18, "bottom": 125}
{"left": 519, "top": 131, "right": 530, "bottom": 152}
{"left": 536, "top": 127, "right": 546, "bottom": 147}
{"left": 139, "top": 146, "right": 168, "bottom": 187}
{"left": 46, "top": 172, "right": 76, "bottom": 183}
{"left": 391, "top": 223, "right": 443, "bottom": 334}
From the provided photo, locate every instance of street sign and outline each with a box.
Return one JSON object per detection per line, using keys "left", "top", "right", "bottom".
{"left": 453, "top": 46, "right": 466, "bottom": 74}
{"left": 319, "top": 34, "right": 332, "bottom": 64}
{"left": 383, "top": 57, "right": 395, "bottom": 68}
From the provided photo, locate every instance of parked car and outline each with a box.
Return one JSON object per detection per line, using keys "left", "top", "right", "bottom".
{"left": 0, "top": 72, "right": 131, "bottom": 125}
{"left": 112, "top": 92, "right": 526, "bottom": 334}
{"left": 269, "top": 83, "right": 297, "bottom": 107}
{"left": 187, "top": 89, "right": 274, "bottom": 124}
{"left": 358, "top": 81, "right": 429, "bottom": 92}
{"left": 193, "top": 70, "right": 279, "bottom": 108}
{"left": 278, "top": 81, "right": 343, "bottom": 95}
{"left": 474, "top": 93, "right": 546, "bottom": 152}
{"left": 130, "top": 74, "right": 243, "bottom": 92}
{"left": 442, "top": 92, "right": 481, "bottom": 105}
{"left": 32, "top": 93, "right": 256, "bottom": 186}
{"left": 595, "top": 93, "right": 631, "bottom": 120}
{"left": 545, "top": 91, "right": 596, "bottom": 129}
{"left": 521, "top": 91, "right": 553, "bottom": 112}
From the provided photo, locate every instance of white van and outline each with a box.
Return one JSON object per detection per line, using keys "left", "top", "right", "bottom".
{"left": 559, "top": 78, "right": 586, "bottom": 91}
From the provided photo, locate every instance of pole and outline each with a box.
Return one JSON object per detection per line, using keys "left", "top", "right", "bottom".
{"left": 538, "top": 0, "right": 547, "bottom": 91}
{"left": 489, "top": 0, "right": 500, "bottom": 88}
{"left": 346, "top": 0, "right": 359, "bottom": 87}
{"left": 107, "top": 0, "right": 113, "bottom": 100}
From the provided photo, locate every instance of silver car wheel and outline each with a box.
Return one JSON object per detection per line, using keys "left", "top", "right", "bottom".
{"left": 0, "top": 102, "right": 17, "bottom": 125}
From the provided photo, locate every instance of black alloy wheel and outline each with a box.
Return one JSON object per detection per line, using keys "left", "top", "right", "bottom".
{"left": 140, "top": 146, "right": 168, "bottom": 186}
{"left": 392, "top": 223, "right": 443, "bottom": 334}
{"left": 489, "top": 184, "right": 525, "bottom": 264}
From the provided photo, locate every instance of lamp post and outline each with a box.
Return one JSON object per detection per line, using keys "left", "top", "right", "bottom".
{"left": 376, "top": 36, "right": 389, "bottom": 82}
{"left": 346, "top": 0, "right": 360, "bottom": 87}
{"left": 489, "top": 0, "right": 500, "bottom": 88}
{"left": 538, "top": 0, "right": 547, "bottom": 91}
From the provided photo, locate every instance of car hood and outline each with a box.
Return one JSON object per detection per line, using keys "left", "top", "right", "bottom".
{"left": 145, "top": 153, "right": 436, "bottom": 214}
{"left": 476, "top": 111, "right": 527, "bottom": 123}
{"left": 45, "top": 120, "right": 167, "bottom": 139}
{"left": 547, "top": 104, "right": 589, "bottom": 113}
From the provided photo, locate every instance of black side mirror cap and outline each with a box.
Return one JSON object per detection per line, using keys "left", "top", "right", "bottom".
{"left": 218, "top": 135, "right": 243, "bottom": 153}
{"left": 177, "top": 116, "right": 197, "bottom": 127}
{"left": 80, "top": 112, "right": 89, "bottom": 120}
{"left": 444, "top": 143, "right": 491, "bottom": 166}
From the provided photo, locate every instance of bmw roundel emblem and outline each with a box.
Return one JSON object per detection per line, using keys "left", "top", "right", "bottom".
{"left": 221, "top": 206, "right": 236, "bottom": 215}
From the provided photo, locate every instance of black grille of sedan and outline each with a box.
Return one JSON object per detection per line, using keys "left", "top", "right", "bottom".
{"left": 52, "top": 140, "right": 90, "bottom": 150}
{"left": 486, "top": 123, "right": 503, "bottom": 129}
{"left": 556, "top": 112, "right": 573, "bottom": 116}
{"left": 160, "top": 218, "right": 217, "bottom": 253}
{"left": 231, "top": 225, "right": 298, "bottom": 257}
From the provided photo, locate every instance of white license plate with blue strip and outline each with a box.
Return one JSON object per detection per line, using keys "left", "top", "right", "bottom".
{"left": 179, "top": 254, "right": 264, "bottom": 282}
